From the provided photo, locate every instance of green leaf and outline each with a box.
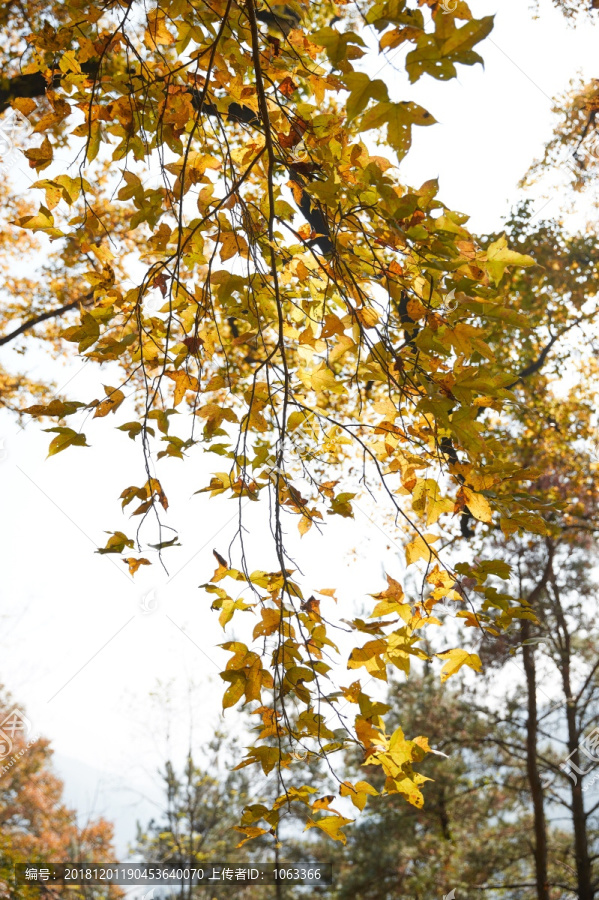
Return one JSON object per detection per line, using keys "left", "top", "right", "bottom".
{"left": 148, "top": 536, "right": 181, "bottom": 550}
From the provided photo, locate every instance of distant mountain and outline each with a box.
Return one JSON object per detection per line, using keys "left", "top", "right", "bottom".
{"left": 52, "top": 752, "right": 162, "bottom": 860}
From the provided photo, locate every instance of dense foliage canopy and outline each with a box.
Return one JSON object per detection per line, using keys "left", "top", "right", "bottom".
{"left": 2, "top": 0, "right": 599, "bottom": 853}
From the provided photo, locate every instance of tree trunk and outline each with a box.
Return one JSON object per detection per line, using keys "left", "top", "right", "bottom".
{"left": 522, "top": 617, "right": 550, "bottom": 900}
{"left": 552, "top": 579, "right": 594, "bottom": 900}
{"left": 564, "top": 708, "right": 594, "bottom": 900}
{"left": 438, "top": 785, "right": 452, "bottom": 841}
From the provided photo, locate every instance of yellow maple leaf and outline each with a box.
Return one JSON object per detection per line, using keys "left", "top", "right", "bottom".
{"left": 220, "top": 231, "right": 249, "bottom": 261}
{"left": 311, "top": 365, "right": 344, "bottom": 394}
{"left": 437, "top": 648, "right": 482, "bottom": 682}
{"left": 144, "top": 11, "right": 175, "bottom": 46}
{"left": 305, "top": 814, "right": 354, "bottom": 844}
{"left": 94, "top": 386, "right": 125, "bottom": 417}
{"left": 463, "top": 486, "right": 493, "bottom": 523}
{"left": 405, "top": 533, "right": 439, "bottom": 565}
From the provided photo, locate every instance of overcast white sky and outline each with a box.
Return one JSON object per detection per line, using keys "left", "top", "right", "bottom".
{"left": 0, "top": 0, "right": 598, "bottom": 859}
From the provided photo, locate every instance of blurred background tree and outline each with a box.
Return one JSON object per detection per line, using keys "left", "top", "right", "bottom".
{"left": 0, "top": 687, "right": 122, "bottom": 900}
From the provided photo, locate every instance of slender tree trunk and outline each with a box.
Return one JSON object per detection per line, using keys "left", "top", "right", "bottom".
{"left": 438, "top": 786, "right": 452, "bottom": 841}
{"left": 552, "top": 579, "right": 594, "bottom": 900}
{"left": 522, "top": 617, "right": 550, "bottom": 900}
{"left": 564, "top": 707, "right": 594, "bottom": 900}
